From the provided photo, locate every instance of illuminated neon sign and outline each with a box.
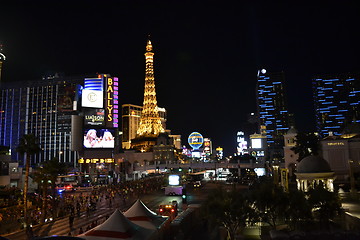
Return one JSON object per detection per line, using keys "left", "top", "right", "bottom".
{"left": 78, "top": 158, "right": 114, "bottom": 164}
{"left": 105, "top": 76, "right": 119, "bottom": 128}
{"left": 188, "top": 132, "right": 204, "bottom": 150}
{"left": 327, "top": 142, "right": 345, "bottom": 146}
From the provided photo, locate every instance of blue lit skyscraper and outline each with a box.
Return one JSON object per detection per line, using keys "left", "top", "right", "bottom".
{"left": 313, "top": 73, "right": 360, "bottom": 137}
{"left": 0, "top": 74, "right": 83, "bottom": 166}
{"left": 256, "top": 69, "right": 291, "bottom": 158}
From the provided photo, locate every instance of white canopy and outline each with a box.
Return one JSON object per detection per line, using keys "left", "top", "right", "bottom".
{"left": 124, "top": 199, "right": 168, "bottom": 230}
{"left": 78, "top": 209, "right": 154, "bottom": 240}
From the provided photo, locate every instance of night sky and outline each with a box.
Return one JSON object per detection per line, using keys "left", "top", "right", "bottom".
{"left": 1, "top": 1, "right": 359, "bottom": 155}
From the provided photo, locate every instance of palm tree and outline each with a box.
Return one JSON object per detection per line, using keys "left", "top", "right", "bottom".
{"left": 33, "top": 157, "right": 68, "bottom": 222}
{"left": 33, "top": 167, "right": 50, "bottom": 223}
{"left": 16, "top": 134, "right": 41, "bottom": 232}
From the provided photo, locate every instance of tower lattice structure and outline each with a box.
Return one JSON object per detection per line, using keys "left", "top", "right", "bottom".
{"left": 136, "top": 39, "right": 165, "bottom": 138}
{"left": 0, "top": 44, "right": 6, "bottom": 85}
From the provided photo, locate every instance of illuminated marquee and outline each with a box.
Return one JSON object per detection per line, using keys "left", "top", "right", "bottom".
{"left": 78, "top": 158, "right": 114, "bottom": 164}
{"left": 327, "top": 142, "right": 345, "bottom": 146}
{"left": 105, "top": 76, "right": 119, "bottom": 128}
{"left": 84, "top": 109, "right": 105, "bottom": 126}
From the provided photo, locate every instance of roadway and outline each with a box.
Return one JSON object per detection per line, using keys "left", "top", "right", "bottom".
{"left": 2, "top": 181, "right": 216, "bottom": 240}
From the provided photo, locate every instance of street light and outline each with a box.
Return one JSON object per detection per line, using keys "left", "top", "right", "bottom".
{"left": 349, "top": 159, "right": 356, "bottom": 194}
{"left": 273, "top": 162, "right": 279, "bottom": 185}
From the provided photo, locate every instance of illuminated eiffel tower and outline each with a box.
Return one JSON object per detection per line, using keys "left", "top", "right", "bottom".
{"left": 131, "top": 38, "right": 165, "bottom": 152}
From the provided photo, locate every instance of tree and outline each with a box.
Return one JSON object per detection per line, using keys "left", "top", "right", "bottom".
{"left": 42, "top": 157, "right": 69, "bottom": 197}
{"left": 16, "top": 134, "right": 41, "bottom": 235}
{"left": 285, "top": 188, "right": 313, "bottom": 230}
{"left": 0, "top": 145, "right": 10, "bottom": 155}
{"left": 202, "top": 187, "right": 257, "bottom": 239}
{"left": 32, "top": 167, "right": 50, "bottom": 223}
{"left": 291, "top": 132, "right": 320, "bottom": 162}
{"left": 33, "top": 157, "right": 68, "bottom": 222}
{"left": 307, "top": 184, "right": 341, "bottom": 228}
{"left": 250, "top": 179, "right": 289, "bottom": 229}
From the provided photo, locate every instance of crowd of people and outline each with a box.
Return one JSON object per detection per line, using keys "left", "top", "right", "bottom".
{"left": 0, "top": 175, "right": 166, "bottom": 235}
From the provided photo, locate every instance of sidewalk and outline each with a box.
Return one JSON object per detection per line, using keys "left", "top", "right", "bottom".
{"left": 2, "top": 194, "right": 135, "bottom": 240}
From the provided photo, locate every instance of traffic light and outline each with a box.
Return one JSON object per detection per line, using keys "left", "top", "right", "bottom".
{"left": 182, "top": 188, "right": 187, "bottom": 203}
{"left": 179, "top": 167, "right": 182, "bottom": 172}
{"left": 182, "top": 194, "right": 187, "bottom": 204}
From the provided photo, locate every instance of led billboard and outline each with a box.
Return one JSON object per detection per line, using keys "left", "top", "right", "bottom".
{"left": 251, "top": 138, "right": 262, "bottom": 149}
{"left": 168, "top": 175, "right": 180, "bottom": 186}
{"left": 83, "top": 128, "right": 115, "bottom": 148}
{"left": 254, "top": 168, "right": 266, "bottom": 177}
{"left": 84, "top": 109, "right": 105, "bottom": 126}
{"left": 188, "top": 132, "right": 204, "bottom": 150}
{"left": 81, "top": 89, "right": 104, "bottom": 108}
{"left": 237, "top": 131, "right": 248, "bottom": 155}
{"left": 58, "top": 85, "right": 76, "bottom": 112}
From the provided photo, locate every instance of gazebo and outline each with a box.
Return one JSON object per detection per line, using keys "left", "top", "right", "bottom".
{"left": 295, "top": 155, "right": 335, "bottom": 192}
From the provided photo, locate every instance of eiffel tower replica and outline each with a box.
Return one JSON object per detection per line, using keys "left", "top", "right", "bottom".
{"left": 131, "top": 38, "right": 165, "bottom": 152}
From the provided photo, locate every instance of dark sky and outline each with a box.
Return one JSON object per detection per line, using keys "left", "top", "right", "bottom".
{"left": 1, "top": 1, "right": 359, "bottom": 155}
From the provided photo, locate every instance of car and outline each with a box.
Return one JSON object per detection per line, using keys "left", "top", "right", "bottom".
{"left": 193, "top": 181, "right": 201, "bottom": 188}
{"left": 159, "top": 202, "right": 178, "bottom": 220}
{"left": 56, "top": 184, "right": 74, "bottom": 193}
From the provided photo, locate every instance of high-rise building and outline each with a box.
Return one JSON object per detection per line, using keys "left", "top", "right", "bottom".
{"left": 313, "top": 73, "right": 360, "bottom": 137}
{"left": 122, "top": 104, "right": 142, "bottom": 149}
{"left": 0, "top": 73, "right": 83, "bottom": 166}
{"left": 256, "top": 69, "right": 291, "bottom": 158}
{"left": 131, "top": 38, "right": 165, "bottom": 152}
{"left": 122, "top": 104, "right": 167, "bottom": 150}
{"left": 0, "top": 73, "right": 120, "bottom": 167}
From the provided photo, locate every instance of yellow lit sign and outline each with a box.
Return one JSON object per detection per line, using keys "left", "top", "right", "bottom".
{"left": 78, "top": 158, "right": 114, "bottom": 164}
{"left": 106, "top": 77, "right": 114, "bottom": 122}
{"left": 327, "top": 142, "right": 345, "bottom": 146}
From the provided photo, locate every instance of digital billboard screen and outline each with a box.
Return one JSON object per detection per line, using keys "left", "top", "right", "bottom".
{"left": 81, "top": 89, "right": 104, "bottom": 108}
{"left": 168, "top": 175, "right": 180, "bottom": 186}
{"left": 58, "top": 85, "right": 76, "bottom": 112}
{"left": 83, "top": 128, "right": 115, "bottom": 148}
{"left": 251, "top": 138, "right": 262, "bottom": 149}
{"left": 84, "top": 109, "right": 105, "bottom": 126}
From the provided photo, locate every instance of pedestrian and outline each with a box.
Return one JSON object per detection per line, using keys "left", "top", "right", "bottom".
{"left": 69, "top": 214, "right": 74, "bottom": 229}
{"left": 91, "top": 220, "right": 96, "bottom": 228}
{"left": 25, "top": 225, "right": 34, "bottom": 240}
{"left": 86, "top": 224, "right": 91, "bottom": 231}
{"left": 86, "top": 205, "right": 90, "bottom": 218}
{"left": 79, "top": 227, "right": 84, "bottom": 234}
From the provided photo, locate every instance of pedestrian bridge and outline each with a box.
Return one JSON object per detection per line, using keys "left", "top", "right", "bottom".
{"left": 133, "top": 162, "right": 264, "bottom": 172}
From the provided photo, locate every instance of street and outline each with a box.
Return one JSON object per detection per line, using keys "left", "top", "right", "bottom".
{"left": 2, "top": 181, "right": 219, "bottom": 240}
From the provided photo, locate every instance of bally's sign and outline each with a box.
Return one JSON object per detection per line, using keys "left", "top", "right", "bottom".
{"left": 105, "top": 77, "right": 119, "bottom": 128}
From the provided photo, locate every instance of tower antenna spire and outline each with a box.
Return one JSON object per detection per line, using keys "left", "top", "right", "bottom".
{"left": 137, "top": 38, "right": 164, "bottom": 137}
{"left": 132, "top": 38, "right": 165, "bottom": 152}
